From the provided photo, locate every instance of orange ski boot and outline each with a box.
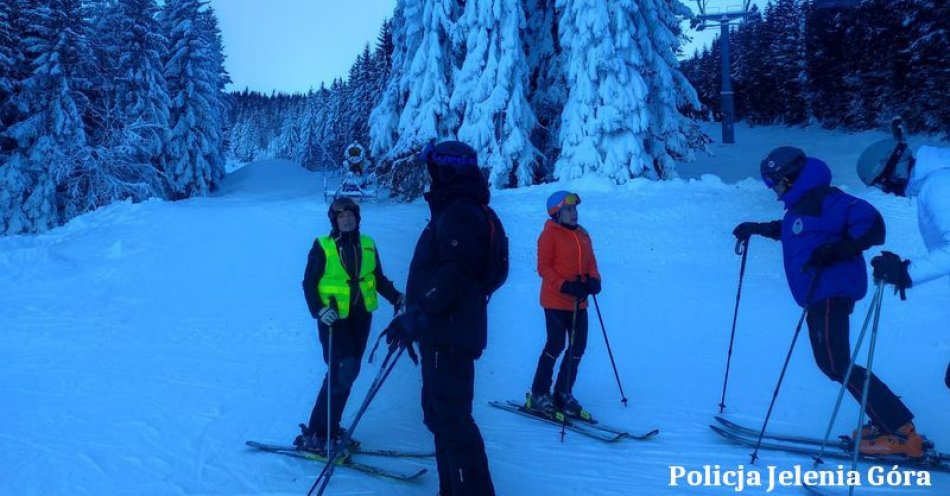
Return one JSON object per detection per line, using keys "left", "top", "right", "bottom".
{"left": 858, "top": 422, "right": 926, "bottom": 459}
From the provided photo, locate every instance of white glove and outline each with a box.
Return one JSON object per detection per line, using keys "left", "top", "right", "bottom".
{"left": 318, "top": 307, "right": 339, "bottom": 326}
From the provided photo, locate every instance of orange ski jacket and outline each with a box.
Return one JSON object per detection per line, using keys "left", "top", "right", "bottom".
{"left": 538, "top": 220, "right": 601, "bottom": 311}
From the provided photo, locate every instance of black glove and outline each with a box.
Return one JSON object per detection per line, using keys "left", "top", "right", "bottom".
{"left": 732, "top": 222, "right": 765, "bottom": 242}
{"left": 871, "top": 251, "right": 912, "bottom": 292}
{"left": 393, "top": 293, "right": 406, "bottom": 314}
{"left": 383, "top": 305, "right": 429, "bottom": 343}
{"left": 807, "top": 240, "right": 860, "bottom": 268}
{"left": 585, "top": 277, "right": 601, "bottom": 295}
{"left": 560, "top": 280, "right": 589, "bottom": 299}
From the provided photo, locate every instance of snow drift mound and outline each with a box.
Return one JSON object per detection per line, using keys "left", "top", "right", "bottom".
{"left": 215, "top": 159, "right": 323, "bottom": 199}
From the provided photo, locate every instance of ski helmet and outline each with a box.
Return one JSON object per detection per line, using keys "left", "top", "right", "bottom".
{"left": 856, "top": 139, "right": 915, "bottom": 196}
{"left": 760, "top": 146, "right": 807, "bottom": 188}
{"left": 418, "top": 140, "right": 481, "bottom": 186}
{"left": 328, "top": 197, "right": 361, "bottom": 231}
{"left": 546, "top": 191, "right": 581, "bottom": 219}
{"left": 345, "top": 143, "right": 365, "bottom": 165}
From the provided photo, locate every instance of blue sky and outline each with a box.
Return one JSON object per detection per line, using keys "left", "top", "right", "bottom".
{"left": 209, "top": 0, "right": 396, "bottom": 94}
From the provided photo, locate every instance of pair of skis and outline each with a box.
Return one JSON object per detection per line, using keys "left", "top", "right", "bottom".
{"left": 488, "top": 399, "right": 659, "bottom": 442}
{"left": 245, "top": 440, "right": 431, "bottom": 481}
{"left": 709, "top": 416, "right": 949, "bottom": 473}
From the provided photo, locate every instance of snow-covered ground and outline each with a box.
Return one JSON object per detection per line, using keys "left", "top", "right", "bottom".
{"left": 1, "top": 126, "right": 947, "bottom": 495}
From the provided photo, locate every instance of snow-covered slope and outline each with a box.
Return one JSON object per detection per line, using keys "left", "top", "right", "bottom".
{"left": 1, "top": 126, "right": 947, "bottom": 495}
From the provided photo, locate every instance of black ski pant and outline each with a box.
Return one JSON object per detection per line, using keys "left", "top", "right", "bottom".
{"left": 307, "top": 308, "right": 372, "bottom": 437}
{"left": 420, "top": 344, "right": 495, "bottom": 496}
{"left": 531, "top": 308, "right": 589, "bottom": 397}
{"left": 806, "top": 297, "right": 914, "bottom": 433}
{"left": 945, "top": 361, "right": 949, "bottom": 390}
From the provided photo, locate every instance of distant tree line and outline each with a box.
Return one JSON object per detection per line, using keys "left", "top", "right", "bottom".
{"left": 681, "top": 0, "right": 949, "bottom": 136}
{"left": 226, "top": 21, "right": 393, "bottom": 173}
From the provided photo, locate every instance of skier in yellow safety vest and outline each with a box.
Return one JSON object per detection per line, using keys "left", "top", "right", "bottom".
{"left": 295, "top": 197, "right": 404, "bottom": 453}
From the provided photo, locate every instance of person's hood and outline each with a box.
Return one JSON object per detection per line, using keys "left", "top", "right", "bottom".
{"left": 425, "top": 170, "right": 490, "bottom": 210}
{"left": 781, "top": 157, "right": 832, "bottom": 209}
{"left": 907, "top": 145, "right": 950, "bottom": 197}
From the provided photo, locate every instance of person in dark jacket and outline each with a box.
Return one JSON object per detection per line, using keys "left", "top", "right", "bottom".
{"left": 383, "top": 140, "right": 496, "bottom": 496}
{"left": 296, "top": 197, "right": 404, "bottom": 454}
{"left": 733, "top": 146, "right": 927, "bottom": 458}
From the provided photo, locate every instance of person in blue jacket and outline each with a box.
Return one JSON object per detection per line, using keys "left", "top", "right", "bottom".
{"left": 732, "top": 146, "right": 927, "bottom": 458}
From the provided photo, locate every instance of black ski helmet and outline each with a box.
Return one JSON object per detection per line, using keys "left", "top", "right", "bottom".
{"left": 760, "top": 146, "right": 807, "bottom": 188}
{"left": 328, "top": 197, "right": 360, "bottom": 231}
{"left": 418, "top": 140, "right": 481, "bottom": 187}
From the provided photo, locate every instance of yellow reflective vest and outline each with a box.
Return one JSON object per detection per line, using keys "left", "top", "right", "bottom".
{"left": 316, "top": 235, "right": 379, "bottom": 318}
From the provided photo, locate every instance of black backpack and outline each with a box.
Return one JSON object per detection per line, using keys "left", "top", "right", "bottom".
{"left": 480, "top": 205, "right": 509, "bottom": 297}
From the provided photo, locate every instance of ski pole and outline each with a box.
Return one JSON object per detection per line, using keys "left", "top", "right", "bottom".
{"left": 750, "top": 272, "right": 821, "bottom": 464}
{"left": 560, "top": 297, "right": 580, "bottom": 443}
{"left": 591, "top": 294, "right": 627, "bottom": 407}
{"left": 325, "top": 297, "right": 338, "bottom": 457}
{"left": 309, "top": 343, "right": 406, "bottom": 496}
{"left": 812, "top": 280, "right": 883, "bottom": 467}
{"left": 719, "top": 238, "right": 749, "bottom": 413}
{"left": 848, "top": 283, "right": 884, "bottom": 496}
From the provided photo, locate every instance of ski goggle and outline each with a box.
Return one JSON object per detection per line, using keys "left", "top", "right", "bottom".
{"left": 548, "top": 192, "right": 581, "bottom": 216}
{"left": 348, "top": 147, "right": 362, "bottom": 157}
{"left": 417, "top": 141, "right": 479, "bottom": 173}
{"left": 762, "top": 171, "right": 782, "bottom": 189}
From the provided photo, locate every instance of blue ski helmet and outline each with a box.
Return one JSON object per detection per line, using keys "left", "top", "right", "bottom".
{"left": 546, "top": 191, "right": 581, "bottom": 219}
{"left": 760, "top": 146, "right": 806, "bottom": 188}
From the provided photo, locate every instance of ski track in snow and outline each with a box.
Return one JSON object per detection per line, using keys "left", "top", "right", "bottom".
{"left": 1, "top": 127, "right": 948, "bottom": 495}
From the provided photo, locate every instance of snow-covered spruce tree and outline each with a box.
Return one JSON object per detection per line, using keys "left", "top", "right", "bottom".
{"left": 326, "top": 78, "right": 348, "bottom": 165}
{"left": 767, "top": 0, "right": 807, "bottom": 124}
{"left": 198, "top": 4, "right": 230, "bottom": 179}
{"left": 297, "top": 92, "right": 328, "bottom": 170}
{"left": 369, "top": 20, "right": 394, "bottom": 147}
{"left": 369, "top": 2, "right": 415, "bottom": 161}
{"left": 740, "top": 3, "right": 779, "bottom": 124}
{"left": 0, "top": 0, "right": 37, "bottom": 234}
{"left": 524, "top": 0, "right": 567, "bottom": 180}
{"left": 0, "top": 0, "right": 21, "bottom": 132}
{"left": 71, "top": 0, "right": 170, "bottom": 207}
{"left": 268, "top": 99, "right": 301, "bottom": 161}
{"left": 113, "top": 0, "right": 171, "bottom": 174}
{"left": 370, "top": 0, "right": 461, "bottom": 198}
{"left": 396, "top": 0, "right": 459, "bottom": 152}
{"left": 3, "top": 0, "right": 92, "bottom": 232}
{"left": 161, "top": 0, "right": 227, "bottom": 199}
{"left": 896, "top": 0, "right": 948, "bottom": 135}
{"left": 452, "top": 0, "right": 537, "bottom": 188}
{"left": 631, "top": 0, "right": 701, "bottom": 174}
{"left": 556, "top": 0, "right": 695, "bottom": 181}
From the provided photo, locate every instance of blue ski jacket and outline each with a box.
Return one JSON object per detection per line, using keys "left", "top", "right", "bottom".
{"left": 772, "top": 158, "right": 885, "bottom": 307}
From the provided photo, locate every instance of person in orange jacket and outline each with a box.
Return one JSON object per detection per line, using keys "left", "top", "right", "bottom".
{"left": 526, "top": 191, "right": 601, "bottom": 418}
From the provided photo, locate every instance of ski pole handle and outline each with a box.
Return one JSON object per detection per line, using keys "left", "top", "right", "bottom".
{"left": 735, "top": 237, "right": 748, "bottom": 256}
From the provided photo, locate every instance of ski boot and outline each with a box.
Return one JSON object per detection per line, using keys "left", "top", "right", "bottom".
{"left": 525, "top": 391, "right": 556, "bottom": 415}
{"left": 849, "top": 420, "right": 881, "bottom": 442}
{"left": 858, "top": 421, "right": 929, "bottom": 459}
{"left": 555, "top": 392, "right": 592, "bottom": 421}
{"left": 293, "top": 424, "right": 352, "bottom": 460}
{"left": 332, "top": 425, "right": 361, "bottom": 452}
